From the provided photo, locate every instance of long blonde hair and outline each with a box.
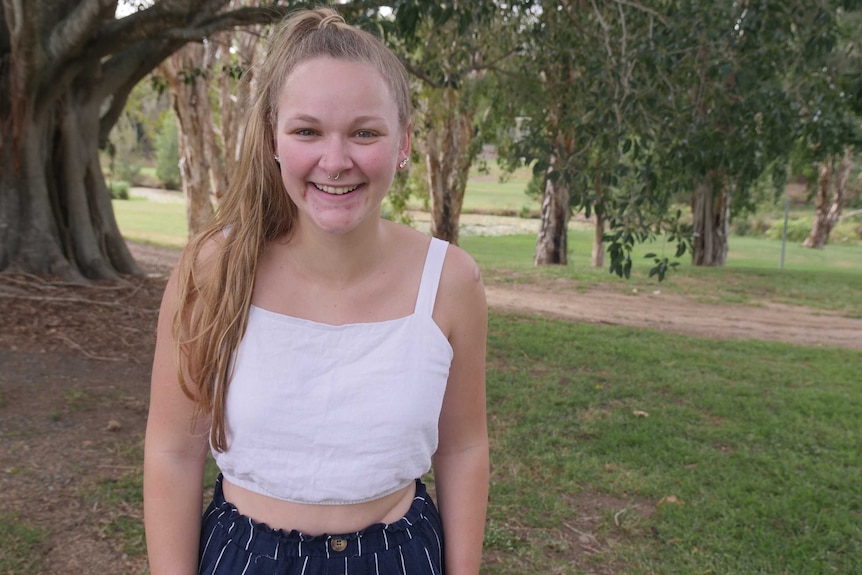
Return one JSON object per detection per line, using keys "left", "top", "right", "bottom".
{"left": 173, "top": 7, "right": 413, "bottom": 451}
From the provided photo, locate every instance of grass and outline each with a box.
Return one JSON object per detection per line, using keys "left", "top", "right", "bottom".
{"left": 103, "top": 174, "right": 862, "bottom": 573}
{"left": 113, "top": 197, "right": 188, "bottom": 249}
{"left": 482, "top": 314, "right": 862, "bottom": 574}
{"left": 462, "top": 165, "right": 538, "bottom": 215}
{"left": 88, "top": 313, "right": 862, "bottom": 574}
{"left": 90, "top": 473, "right": 147, "bottom": 557}
{"left": 0, "top": 514, "right": 49, "bottom": 572}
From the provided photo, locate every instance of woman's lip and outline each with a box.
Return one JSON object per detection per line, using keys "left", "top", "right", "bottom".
{"left": 311, "top": 182, "right": 361, "bottom": 195}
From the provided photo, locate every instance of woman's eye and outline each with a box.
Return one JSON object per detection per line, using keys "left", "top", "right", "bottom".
{"left": 355, "top": 130, "right": 377, "bottom": 139}
{"left": 294, "top": 129, "right": 317, "bottom": 137}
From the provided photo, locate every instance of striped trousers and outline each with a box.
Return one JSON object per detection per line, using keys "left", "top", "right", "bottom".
{"left": 199, "top": 475, "right": 445, "bottom": 575}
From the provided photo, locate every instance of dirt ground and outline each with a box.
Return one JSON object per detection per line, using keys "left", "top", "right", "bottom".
{"left": 1, "top": 241, "right": 860, "bottom": 574}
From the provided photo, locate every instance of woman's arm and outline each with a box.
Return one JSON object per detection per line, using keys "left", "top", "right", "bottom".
{"left": 143, "top": 267, "right": 211, "bottom": 575}
{"left": 432, "top": 245, "right": 490, "bottom": 575}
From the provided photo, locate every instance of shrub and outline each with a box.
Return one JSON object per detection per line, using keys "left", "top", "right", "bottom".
{"left": 731, "top": 214, "right": 773, "bottom": 237}
{"left": 765, "top": 218, "right": 811, "bottom": 243}
{"left": 108, "top": 180, "right": 130, "bottom": 200}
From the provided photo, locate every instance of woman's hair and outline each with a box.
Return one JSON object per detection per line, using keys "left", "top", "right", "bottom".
{"left": 172, "top": 7, "right": 412, "bottom": 451}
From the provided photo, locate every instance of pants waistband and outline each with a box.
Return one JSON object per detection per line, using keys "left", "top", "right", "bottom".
{"left": 202, "top": 474, "right": 436, "bottom": 559}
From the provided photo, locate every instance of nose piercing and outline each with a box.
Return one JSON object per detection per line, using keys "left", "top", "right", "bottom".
{"left": 327, "top": 171, "right": 341, "bottom": 181}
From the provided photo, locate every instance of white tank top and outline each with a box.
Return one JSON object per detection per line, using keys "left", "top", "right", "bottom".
{"left": 212, "top": 238, "right": 453, "bottom": 504}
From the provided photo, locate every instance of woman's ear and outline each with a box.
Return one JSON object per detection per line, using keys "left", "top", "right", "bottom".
{"left": 399, "top": 124, "right": 412, "bottom": 166}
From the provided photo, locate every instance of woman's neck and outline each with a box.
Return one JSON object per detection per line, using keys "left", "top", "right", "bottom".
{"left": 282, "top": 219, "right": 390, "bottom": 288}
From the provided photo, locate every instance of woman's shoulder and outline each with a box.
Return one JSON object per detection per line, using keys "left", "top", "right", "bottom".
{"left": 439, "top": 242, "right": 483, "bottom": 301}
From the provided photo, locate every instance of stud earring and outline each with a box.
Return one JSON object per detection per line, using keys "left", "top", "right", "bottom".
{"left": 274, "top": 155, "right": 280, "bottom": 163}
{"left": 399, "top": 158, "right": 409, "bottom": 169}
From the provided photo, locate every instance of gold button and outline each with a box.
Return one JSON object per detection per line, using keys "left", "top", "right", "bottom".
{"left": 330, "top": 537, "right": 348, "bottom": 552}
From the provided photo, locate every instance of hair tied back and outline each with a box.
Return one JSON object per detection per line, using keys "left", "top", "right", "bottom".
{"left": 317, "top": 12, "right": 346, "bottom": 30}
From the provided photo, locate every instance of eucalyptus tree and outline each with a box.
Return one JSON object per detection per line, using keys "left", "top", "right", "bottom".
{"left": 161, "top": 0, "right": 266, "bottom": 237}
{"left": 796, "top": 6, "right": 862, "bottom": 248}
{"left": 649, "top": 0, "right": 862, "bottom": 266}
{"left": 497, "top": 0, "right": 670, "bottom": 266}
{"left": 391, "top": 1, "right": 520, "bottom": 245}
{"left": 163, "top": 40, "right": 223, "bottom": 236}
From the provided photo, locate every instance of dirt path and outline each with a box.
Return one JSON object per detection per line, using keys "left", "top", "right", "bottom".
{"left": 486, "top": 284, "right": 862, "bottom": 350}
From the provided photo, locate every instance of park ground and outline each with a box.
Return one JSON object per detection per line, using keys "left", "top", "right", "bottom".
{"left": 1, "top": 239, "right": 861, "bottom": 573}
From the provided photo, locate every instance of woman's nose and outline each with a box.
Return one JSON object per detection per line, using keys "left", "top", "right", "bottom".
{"left": 320, "top": 136, "right": 353, "bottom": 174}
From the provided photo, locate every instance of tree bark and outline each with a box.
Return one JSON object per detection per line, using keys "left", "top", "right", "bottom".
{"left": 1, "top": 87, "right": 141, "bottom": 279}
{"left": 534, "top": 156, "right": 570, "bottom": 265}
{"left": 592, "top": 210, "right": 605, "bottom": 268}
{"left": 423, "top": 87, "right": 478, "bottom": 246}
{"left": 691, "top": 176, "right": 730, "bottom": 266}
{"left": 591, "top": 173, "right": 605, "bottom": 268}
{"left": 164, "top": 42, "right": 219, "bottom": 237}
{"left": 217, "top": 5, "right": 263, "bottom": 178}
{"left": 803, "top": 148, "right": 854, "bottom": 249}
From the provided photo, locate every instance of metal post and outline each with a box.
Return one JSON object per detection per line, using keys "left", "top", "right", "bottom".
{"left": 780, "top": 194, "right": 789, "bottom": 270}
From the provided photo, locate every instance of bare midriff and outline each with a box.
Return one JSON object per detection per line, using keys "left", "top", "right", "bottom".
{"left": 221, "top": 478, "right": 417, "bottom": 535}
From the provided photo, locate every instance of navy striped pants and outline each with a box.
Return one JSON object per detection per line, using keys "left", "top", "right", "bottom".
{"left": 199, "top": 475, "right": 444, "bottom": 575}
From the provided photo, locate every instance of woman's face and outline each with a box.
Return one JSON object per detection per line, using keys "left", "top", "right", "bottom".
{"left": 273, "top": 57, "right": 409, "bottom": 238}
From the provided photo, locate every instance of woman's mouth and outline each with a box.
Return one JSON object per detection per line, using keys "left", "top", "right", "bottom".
{"left": 312, "top": 183, "right": 360, "bottom": 195}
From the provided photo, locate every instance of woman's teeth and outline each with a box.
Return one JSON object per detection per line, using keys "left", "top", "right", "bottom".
{"left": 314, "top": 183, "right": 359, "bottom": 195}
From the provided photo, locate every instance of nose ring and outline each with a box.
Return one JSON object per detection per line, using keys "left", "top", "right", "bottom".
{"left": 327, "top": 171, "right": 341, "bottom": 181}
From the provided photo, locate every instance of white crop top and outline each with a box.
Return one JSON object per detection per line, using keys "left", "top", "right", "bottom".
{"left": 212, "top": 238, "right": 454, "bottom": 505}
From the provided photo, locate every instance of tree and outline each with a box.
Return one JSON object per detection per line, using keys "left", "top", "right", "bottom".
{"left": 393, "top": 1, "right": 513, "bottom": 245}
{"left": 649, "top": 0, "right": 862, "bottom": 267}
{"left": 797, "top": 6, "right": 862, "bottom": 248}
{"left": 163, "top": 42, "right": 221, "bottom": 236}
{"left": 804, "top": 148, "right": 857, "bottom": 248}
{"left": 161, "top": 0, "right": 265, "bottom": 237}
{"left": 0, "top": 1, "right": 382, "bottom": 280}
{"left": 1, "top": 2, "right": 275, "bottom": 279}
{"left": 498, "top": 0, "right": 668, "bottom": 267}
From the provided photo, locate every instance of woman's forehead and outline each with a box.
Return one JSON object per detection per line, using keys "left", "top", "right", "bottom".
{"left": 276, "top": 58, "right": 400, "bottom": 122}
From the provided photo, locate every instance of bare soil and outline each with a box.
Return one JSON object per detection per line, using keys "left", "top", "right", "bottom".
{"left": 1, "top": 241, "right": 860, "bottom": 574}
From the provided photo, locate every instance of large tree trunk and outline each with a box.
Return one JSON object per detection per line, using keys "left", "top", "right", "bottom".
{"left": 803, "top": 148, "right": 854, "bottom": 249}
{"left": 0, "top": 0, "right": 292, "bottom": 279}
{"left": 217, "top": 7, "right": 264, "bottom": 178}
{"left": 535, "top": 156, "right": 571, "bottom": 265}
{"left": 691, "top": 176, "right": 730, "bottom": 266}
{"left": 164, "top": 43, "right": 220, "bottom": 237}
{"left": 165, "top": 1, "right": 265, "bottom": 237}
{"left": 1, "top": 91, "right": 141, "bottom": 280}
{"left": 423, "top": 87, "right": 480, "bottom": 245}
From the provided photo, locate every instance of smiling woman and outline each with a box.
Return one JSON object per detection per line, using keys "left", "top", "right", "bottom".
{"left": 273, "top": 57, "right": 409, "bottom": 237}
{"left": 143, "top": 7, "right": 489, "bottom": 575}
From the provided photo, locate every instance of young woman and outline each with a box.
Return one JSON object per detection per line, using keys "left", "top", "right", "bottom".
{"left": 143, "top": 8, "right": 489, "bottom": 575}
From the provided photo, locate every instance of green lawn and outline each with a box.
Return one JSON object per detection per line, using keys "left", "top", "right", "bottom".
{"left": 113, "top": 197, "right": 188, "bottom": 249}
{"left": 104, "top": 183, "right": 862, "bottom": 574}
{"left": 482, "top": 314, "right": 862, "bottom": 574}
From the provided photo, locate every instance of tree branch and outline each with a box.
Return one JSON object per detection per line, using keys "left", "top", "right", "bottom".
{"left": 84, "top": 0, "right": 229, "bottom": 59}
{"left": 96, "top": 39, "right": 184, "bottom": 145}
{"left": 48, "top": 0, "right": 116, "bottom": 64}
{"left": 402, "top": 57, "right": 443, "bottom": 89}
{"left": 615, "top": 0, "right": 668, "bottom": 26}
